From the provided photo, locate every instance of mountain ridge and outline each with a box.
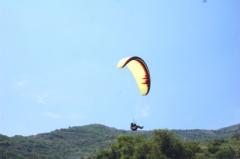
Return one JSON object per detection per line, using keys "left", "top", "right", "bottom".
{"left": 0, "top": 123, "right": 240, "bottom": 158}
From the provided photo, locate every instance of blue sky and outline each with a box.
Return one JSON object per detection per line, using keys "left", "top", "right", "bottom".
{"left": 0, "top": 0, "right": 240, "bottom": 136}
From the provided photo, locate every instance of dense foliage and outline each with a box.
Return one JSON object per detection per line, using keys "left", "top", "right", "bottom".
{"left": 0, "top": 124, "right": 240, "bottom": 159}
{"left": 96, "top": 130, "right": 240, "bottom": 159}
{"left": 0, "top": 125, "right": 123, "bottom": 159}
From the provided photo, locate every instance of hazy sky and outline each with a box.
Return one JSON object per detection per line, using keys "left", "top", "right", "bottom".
{"left": 0, "top": 0, "right": 240, "bottom": 136}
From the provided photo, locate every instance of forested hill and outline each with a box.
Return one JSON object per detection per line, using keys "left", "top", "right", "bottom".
{"left": 0, "top": 123, "right": 240, "bottom": 159}
{"left": 173, "top": 123, "right": 240, "bottom": 141}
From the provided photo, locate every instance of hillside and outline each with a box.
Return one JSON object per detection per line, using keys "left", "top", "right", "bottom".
{"left": 0, "top": 124, "right": 124, "bottom": 159}
{"left": 0, "top": 123, "right": 240, "bottom": 159}
{"left": 173, "top": 124, "right": 240, "bottom": 141}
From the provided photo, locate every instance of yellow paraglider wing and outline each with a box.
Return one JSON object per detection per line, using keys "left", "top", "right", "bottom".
{"left": 117, "top": 56, "right": 150, "bottom": 96}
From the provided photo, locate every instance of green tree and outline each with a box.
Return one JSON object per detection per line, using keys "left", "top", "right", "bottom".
{"left": 215, "top": 146, "right": 236, "bottom": 159}
{"left": 208, "top": 140, "right": 223, "bottom": 154}
{"left": 153, "top": 130, "right": 187, "bottom": 159}
{"left": 184, "top": 142, "right": 201, "bottom": 159}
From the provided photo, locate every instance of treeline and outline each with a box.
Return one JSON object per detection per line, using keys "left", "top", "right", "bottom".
{"left": 0, "top": 125, "right": 120, "bottom": 159}
{"left": 1, "top": 124, "right": 240, "bottom": 159}
{"left": 95, "top": 130, "right": 240, "bottom": 159}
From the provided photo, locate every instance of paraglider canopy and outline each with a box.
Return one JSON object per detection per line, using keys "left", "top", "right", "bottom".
{"left": 117, "top": 56, "right": 151, "bottom": 96}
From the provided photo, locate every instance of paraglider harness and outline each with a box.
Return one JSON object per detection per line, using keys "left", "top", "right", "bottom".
{"left": 130, "top": 122, "right": 144, "bottom": 131}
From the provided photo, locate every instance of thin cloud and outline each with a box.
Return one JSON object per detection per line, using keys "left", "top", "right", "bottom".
{"left": 16, "top": 80, "right": 27, "bottom": 87}
{"left": 13, "top": 79, "right": 28, "bottom": 89}
{"left": 42, "top": 112, "right": 86, "bottom": 120}
{"left": 67, "top": 113, "right": 87, "bottom": 120}
{"left": 43, "top": 112, "right": 62, "bottom": 119}
{"left": 140, "top": 105, "right": 151, "bottom": 118}
{"left": 0, "top": 112, "right": 3, "bottom": 120}
{"left": 35, "top": 94, "right": 49, "bottom": 105}
{"left": 134, "top": 105, "right": 151, "bottom": 119}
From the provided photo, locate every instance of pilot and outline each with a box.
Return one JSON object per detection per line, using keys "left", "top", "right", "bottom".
{"left": 130, "top": 122, "right": 144, "bottom": 131}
